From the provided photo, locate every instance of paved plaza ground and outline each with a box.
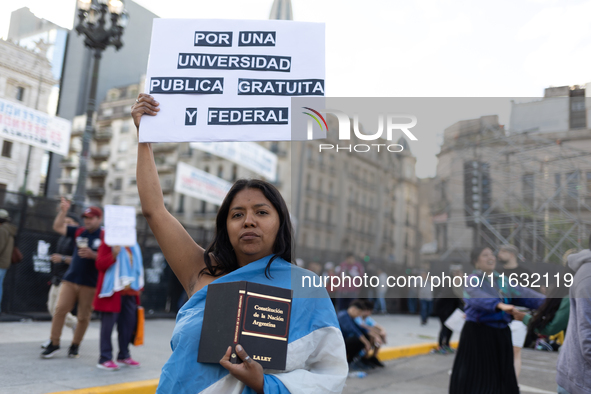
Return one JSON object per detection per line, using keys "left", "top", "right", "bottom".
{"left": 0, "top": 314, "right": 559, "bottom": 394}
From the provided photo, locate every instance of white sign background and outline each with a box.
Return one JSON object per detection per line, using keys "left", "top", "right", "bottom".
{"left": 0, "top": 98, "right": 71, "bottom": 155}
{"left": 174, "top": 162, "right": 232, "bottom": 205}
{"left": 104, "top": 205, "right": 137, "bottom": 246}
{"left": 140, "top": 19, "right": 325, "bottom": 143}
{"left": 191, "top": 141, "right": 278, "bottom": 181}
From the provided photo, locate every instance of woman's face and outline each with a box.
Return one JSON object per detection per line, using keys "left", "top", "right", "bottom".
{"left": 475, "top": 247, "right": 496, "bottom": 273}
{"left": 227, "top": 188, "right": 280, "bottom": 266}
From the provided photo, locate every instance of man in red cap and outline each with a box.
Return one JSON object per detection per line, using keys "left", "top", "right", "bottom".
{"left": 41, "top": 198, "right": 104, "bottom": 359}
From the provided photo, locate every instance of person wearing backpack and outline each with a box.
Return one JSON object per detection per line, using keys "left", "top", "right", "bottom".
{"left": 0, "top": 209, "right": 17, "bottom": 314}
{"left": 41, "top": 198, "right": 104, "bottom": 359}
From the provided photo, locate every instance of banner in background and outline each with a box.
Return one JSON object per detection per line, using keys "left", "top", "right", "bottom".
{"left": 191, "top": 142, "right": 278, "bottom": 181}
{"left": 0, "top": 98, "right": 71, "bottom": 155}
{"left": 140, "top": 19, "right": 325, "bottom": 142}
{"left": 174, "top": 162, "right": 232, "bottom": 205}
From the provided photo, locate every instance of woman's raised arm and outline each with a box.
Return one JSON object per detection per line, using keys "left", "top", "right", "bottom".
{"left": 132, "top": 93, "right": 205, "bottom": 296}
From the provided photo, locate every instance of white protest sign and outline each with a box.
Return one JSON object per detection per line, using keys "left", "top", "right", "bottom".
{"left": 140, "top": 19, "right": 325, "bottom": 142}
{"left": 175, "top": 162, "right": 232, "bottom": 205}
{"left": 104, "top": 205, "right": 137, "bottom": 246}
{"left": 0, "top": 98, "right": 71, "bottom": 155}
{"left": 191, "top": 142, "right": 277, "bottom": 180}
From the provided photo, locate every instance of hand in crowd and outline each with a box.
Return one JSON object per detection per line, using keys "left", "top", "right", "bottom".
{"left": 50, "top": 254, "right": 63, "bottom": 263}
{"left": 131, "top": 93, "right": 160, "bottom": 134}
{"left": 78, "top": 247, "right": 96, "bottom": 259}
{"left": 60, "top": 197, "right": 71, "bottom": 213}
{"left": 496, "top": 302, "right": 514, "bottom": 313}
{"left": 220, "top": 344, "right": 264, "bottom": 393}
{"left": 112, "top": 246, "right": 121, "bottom": 258}
{"left": 510, "top": 309, "right": 527, "bottom": 321}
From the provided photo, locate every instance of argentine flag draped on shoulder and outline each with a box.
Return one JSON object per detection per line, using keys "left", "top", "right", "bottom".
{"left": 99, "top": 243, "right": 144, "bottom": 298}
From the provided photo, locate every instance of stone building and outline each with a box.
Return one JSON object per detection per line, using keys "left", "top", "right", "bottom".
{"left": 432, "top": 85, "right": 591, "bottom": 263}
{"left": 0, "top": 39, "right": 56, "bottom": 194}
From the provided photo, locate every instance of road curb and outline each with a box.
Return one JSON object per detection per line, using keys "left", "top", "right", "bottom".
{"left": 49, "top": 341, "right": 458, "bottom": 393}
{"left": 377, "top": 340, "right": 459, "bottom": 362}
{"left": 49, "top": 379, "right": 159, "bottom": 394}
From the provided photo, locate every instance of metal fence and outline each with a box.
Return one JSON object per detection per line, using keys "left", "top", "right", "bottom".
{"left": 0, "top": 191, "right": 214, "bottom": 316}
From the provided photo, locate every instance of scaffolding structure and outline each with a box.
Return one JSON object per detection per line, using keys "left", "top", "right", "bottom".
{"left": 434, "top": 118, "right": 591, "bottom": 264}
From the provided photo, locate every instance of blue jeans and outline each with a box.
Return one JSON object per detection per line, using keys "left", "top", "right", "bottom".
{"left": 0, "top": 268, "right": 7, "bottom": 313}
{"left": 407, "top": 298, "right": 418, "bottom": 314}
{"left": 420, "top": 299, "right": 433, "bottom": 323}
{"left": 374, "top": 297, "right": 387, "bottom": 313}
{"left": 557, "top": 385, "right": 570, "bottom": 394}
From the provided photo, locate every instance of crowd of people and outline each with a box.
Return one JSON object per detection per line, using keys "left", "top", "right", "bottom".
{"left": 299, "top": 241, "right": 589, "bottom": 394}
{"left": 0, "top": 92, "right": 588, "bottom": 393}
{"left": 39, "top": 198, "right": 144, "bottom": 371}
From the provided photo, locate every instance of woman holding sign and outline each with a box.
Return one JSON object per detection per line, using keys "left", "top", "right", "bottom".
{"left": 132, "top": 94, "right": 347, "bottom": 394}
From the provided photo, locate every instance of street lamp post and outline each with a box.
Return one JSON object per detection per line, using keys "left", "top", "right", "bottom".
{"left": 72, "top": 0, "right": 127, "bottom": 208}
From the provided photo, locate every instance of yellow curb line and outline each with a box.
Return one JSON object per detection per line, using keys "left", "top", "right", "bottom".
{"left": 49, "top": 342, "right": 458, "bottom": 393}
{"left": 377, "top": 341, "right": 459, "bottom": 362}
{"left": 49, "top": 379, "right": 159, "bottom": 394}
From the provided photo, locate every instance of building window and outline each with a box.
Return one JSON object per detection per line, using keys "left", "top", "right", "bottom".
{"left": 316, "top": 205, "right": 321, "bottom": 222}
{"left": 201, "top": 200, "right": 206, "bottom": 213}
{"left": 217, "top": 165, "right": 223, "bottom": 179}
{"left": 270, "top": 142, "right": 279, "bottom": 153}
{"left": 327, "top": 209, "right": 332, "bottom": 225}
{"left": 113, "top": 178, "right": 123, "bottom": 190}
{"left": 232, "top": 165, "right": 237, "bottom": 181}
{"left": 129, "top": 177, "right": 137, "bottom": 185}
{"left": 121, "top": 122, "right": 130, "bottom": 133}
{"left": 586, "top": 172, "right": 591, "bottom": 196}
{"left": 304, "top": 202, "right": 309, "bottom": 219}
{"left": 1, "top": 141, "right": 13, "bottom": 158}
{"left": 204, "top": 166, "right": 209, "bottom": 173}
{"left": 177, "top": 194, "right": 185, "bottom": 213}
{"left": 16, "top": 87, "right": 25, "bottom": 101}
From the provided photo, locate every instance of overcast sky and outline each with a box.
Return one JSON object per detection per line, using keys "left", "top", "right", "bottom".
{"left": 1, "top": 0, "right": 590, "bottom": 177}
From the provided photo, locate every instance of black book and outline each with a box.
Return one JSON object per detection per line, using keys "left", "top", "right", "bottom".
{"left": 198, "top": 281, "right": 292, "bottom": 370}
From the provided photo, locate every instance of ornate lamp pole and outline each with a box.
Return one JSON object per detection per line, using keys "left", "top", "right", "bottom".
{"left": 72, "top": 0, "right": 127, "bottom": 208}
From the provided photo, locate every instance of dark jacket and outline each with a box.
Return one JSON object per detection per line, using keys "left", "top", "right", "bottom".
{"left": 433, "top": 285, "right": 463, "bottom": 320}
{"left": 0, "top": 223, "right": 17, "bottom": 270}
{"left": 557, "top": 250, "right": 591, "bottom": 394}
{"left": 51, "top": 234, "right": 76, "bottom": 285}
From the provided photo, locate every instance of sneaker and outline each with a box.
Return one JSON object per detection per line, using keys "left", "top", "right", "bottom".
{"left": 41, "top": 343, "right": 60, "bottom": 358}
{"left": 116, "top": 357, "right": 140, "bottom": 368}
{"left": 68, "top": 344, "right": 80, "bottom": 358}
{"left": 368, "top": 356, "right": 385, "bottom": 368}
{"left": 444, "top": 346, "right": 455, "bottom": 354}
{"left": 41, "top": 339, "right": 52, "bottom": 349}
{"left": 96, "top": 360, "right": 120, "bottom": 371}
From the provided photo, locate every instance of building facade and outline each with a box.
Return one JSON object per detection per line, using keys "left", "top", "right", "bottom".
{"left": 432, "top": 85, "right": 591, "bottom": 263}
{"left": 0, "top": 39, "right": 56, "bottom": 194}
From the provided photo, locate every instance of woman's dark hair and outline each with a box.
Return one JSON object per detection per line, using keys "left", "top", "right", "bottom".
{"left": 527, "top": 266, "right": 575, "bottom": 335}
{"left": 201, "top": 179, "right": 293, "bottom": 278}
{"left": 470, "top": 246, "right": 490, "bottom": 267}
